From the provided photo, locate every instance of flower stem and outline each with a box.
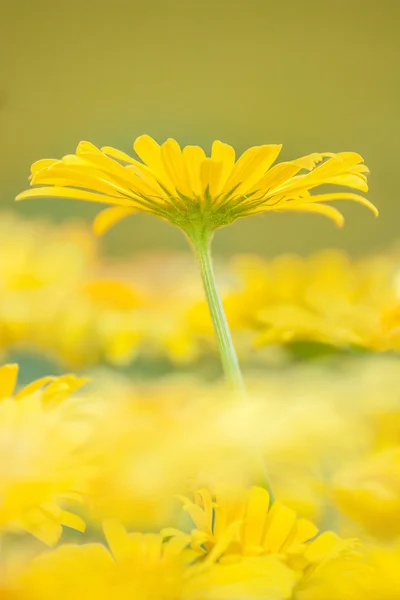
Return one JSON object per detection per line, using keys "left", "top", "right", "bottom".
{"left": 188, "top": 227, "right": 275, "bottom": 502}
{"left": 189, "top": 230, "right": 245, "bottom": 395}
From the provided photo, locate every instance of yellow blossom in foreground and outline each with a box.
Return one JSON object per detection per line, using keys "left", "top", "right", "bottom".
{"left": 164, "top": 486, "right": 366, "bottom": 598}
{"left": 8, "top": 520, "right": 297, "bottom": 600}
{"left": 0, "top": 364, "right": 88, "bottom": 545}
{"left": 14, "top": 522, "right": 188, "bottom": 600}
{"left": 164, "top": 487, "right": 357, "bottom": 568}
{"left": 16, "top": 136, "right": 377, "bottom": 235}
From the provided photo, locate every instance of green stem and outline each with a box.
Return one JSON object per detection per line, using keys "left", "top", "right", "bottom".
{"left": 190, "top": 230, "right": 245, "bottom": 395}
{"left": 187, "top": 227, "right": 275, "bottom": 501}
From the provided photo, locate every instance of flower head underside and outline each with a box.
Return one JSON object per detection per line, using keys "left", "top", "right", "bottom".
{"left": 16, "top": 136, "right": 378, "bottom": 237}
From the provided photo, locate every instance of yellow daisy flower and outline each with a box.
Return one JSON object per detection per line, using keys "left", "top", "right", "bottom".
{"left": 12, "top": 520, "right": 298, "bottom": 600}
{"left": 0, "top": 364, "right": 88, "bottom": 545}
{"left": 16, "top": 136, "right": 377, "bottom": 237}
{"left": 15, "top": 521, "right": 190, "bottom": 600}
{"left": 162, "top": 486, "right": 352, "bottom": 567}
{"left": 163, "top": 486, "right": 365, "bottom": 598}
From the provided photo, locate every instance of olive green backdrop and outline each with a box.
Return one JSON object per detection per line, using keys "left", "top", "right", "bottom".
{"left": 1, "top": 0, "right": 399, "bottom": 258}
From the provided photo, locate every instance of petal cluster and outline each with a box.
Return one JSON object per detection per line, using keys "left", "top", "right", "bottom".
{"left": 16, "top": 136, "right": 377, "bottom": 233}
{"left": 0, "top": 364, "right": 88, "bottom": 544}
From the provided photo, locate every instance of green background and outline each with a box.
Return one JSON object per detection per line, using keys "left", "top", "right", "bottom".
{"left": 1, "top": 0, "right": 399, "bottom": 259}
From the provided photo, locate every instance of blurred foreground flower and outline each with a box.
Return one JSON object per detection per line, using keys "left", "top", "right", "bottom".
{"left": 0, "top": 364, "right": 88, "bottom": 544}
{"left": 6, "top": 520, "right": 299, "bottom": 600}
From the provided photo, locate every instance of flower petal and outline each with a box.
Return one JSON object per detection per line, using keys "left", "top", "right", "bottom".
{"left": 93, "top": 206, "right": 136, "bottom": 235}
{"left": 0, "top": 364, "right": 19, "bottom": 400}
{"left": 161, "top": 138, "right": 192, "bottom": 196}
{"left": 272, "top": 202, "right": 345, "bottom": 227}
{"left": 222, "top": 145, "right": 282, "bottom": 195}
{"left": 200, "top": 158, "right": 223, "bottom": 198}
{"left": 134, "top": 134, "right": 175, "bottom": 191}
{"left": 243, "top": 487, "right": 270, "bottom": 549}
{"left": 211, "top": 141, "right": 236, "bottom": 192}
{"left": 30, "top": 158, "right": 58, "bottom": 174}
{"left": 263, "top": 503, "right": 297, "bottom": 553}
{"left": 16, "top": 186, "right": 135, "bottom": 206}
{"left": 101, "top": 146, "right": 138, "bottom": 165}
{"left": 306, "top": 192, "right": 378, "bottom": 216}
{"left": 183, "top": 145, "right": 206, "bottom": 196}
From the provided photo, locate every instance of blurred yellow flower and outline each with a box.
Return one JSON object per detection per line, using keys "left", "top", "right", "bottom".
{"left": 0, "top": 364, "right": 88, "bottom": 545}
{"left": 9, "top": 520, "right": 299, "bottom": 600}
{"left": 16, "top": 137, "right": 377, "bottom": 235}
{"left": 15, "top": 521, "right": 189, "bottom": 600}
{"left": 163, "top": 486, "right": 358, "bottom": 573}
{"left": 225, "top": 250, "right": 400, "bottom": 351}
{"left": 163, "top": 486, "right": 366, "bottom": 599}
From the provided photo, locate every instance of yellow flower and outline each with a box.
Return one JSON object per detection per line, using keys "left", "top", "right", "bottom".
{"left": 14, "top": 521, "right": 189, "bottom": 600}
{"left": 163, "top": 486, "right": 352, "bottom": 568}
{"left": 224, "top": 250, "right": 400, "bottom": 351}
{"left": 0, "top": 364, "right": 88, "bottom": 545}
{"left": 8, "top": 520, "right": 299, "bottom": 600}
{"left": 16, "top": 136, "right": 377, "bottom": 236}
{"left": 163, "top": 486, "right": 364, "bottom": 598}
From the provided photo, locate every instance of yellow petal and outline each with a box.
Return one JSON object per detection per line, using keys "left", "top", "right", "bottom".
{"left": 14, "top": 376, "right": 55, "bottom": 401}
{"left": 290, "top": 153, "right": 334, "bottom": 171}
{"left": 93, "top": 206, "right": 136, "bottom": 235}
{"left": 211, "top": 141, "right": 236, "bottom": 191}
{"left": 161, "top": 138, "right": 192, "bottom": 196}
{"left": 183, "top": 145, "right": 206, "bottom": 196}
{"left": 76, "top": 141, "right": 102, "bottom": 155}
{"left": 272, "top": 202, "right": 345, "bottom": 227}
{"left": 306, "top": 192, "right": 378, "bottom": 216}
{"left": 103, "top": 519, "right": 129, "bottom": 562}
{"left": 16, "top": 186, "right": 135, "bottom": 206}
{"left": 222, "top": 145, "right": 282, "bottom": 195}
{"left": 73, "top": 151, "right": 137, "bottom": 187}
{"left": 304, "top": 531, "right": 342, "bottom": 563}
{"left": 41, "top": 375, "right": 89, "bottom": 406}
{"left": 22, "top": 511, "right": 62, "bottom": 547}
{"left": 0, "top": 364, "right": 19, "bottom": 400}
{"left": 59, "top": 510, "right": 86, "bottom": 533}
{"left": 243, "top": 487, "right": 270, "bottom": 548}
{"left": 143, "top": 533, "right": 163, "bottom": 562}
{"left": 200, "top": 158, "right": 223, "bottom": 198}
{"left": 182, "top": 501, "right": 213, "bottom": 535}
{"left": 324, "top": 173, "right": 369, "bottom": 192}
{"left": 30, "top": 158, "right": 58, "bottom": 174}
{"left": 101, "top": 145, "right": 138, "bottom": 164}
{"left": 196, "top": 490, "right": 214, "bottom": 532}
{"left": 249, "top": 162, "right": 303, "bottom": 195}
{"left": 134, "top": 134, "right": 174, "bottom": 191}
{"left": 31, "top": 165, "right": 130, "bottom": 198}
{"left": 164, "top": 533, "right": 192, "bottom": 557}
{"left": 282, "top": 518, "right": 319, "bottom": 552}
{"left": 134, "top": 134, "right": 163, "bottom": 170}
{"left": 263, "top": 504, "right": 297, "bottom": 553}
